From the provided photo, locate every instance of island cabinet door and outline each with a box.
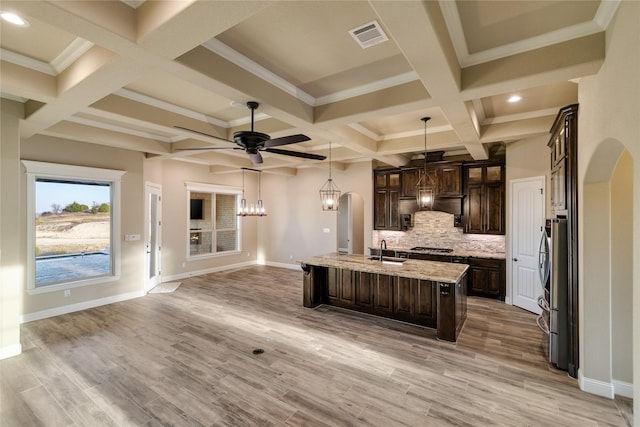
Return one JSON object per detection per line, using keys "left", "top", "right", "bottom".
{"left": 339, "top": 269, "right": 357, "bottom": 307}
{"left": 327, "top": 267, "right": 339, "bottom": 303}
{"left": 374, "top": 274, "right": 394, "bottom": 314}
{"left": 414, "top": 279, "right": 437, "bottom": 328}
{"left": 357, "top": 272, "right": 374, "bottom": 309}
{"left": 394, "top": 277, "right": 415, "bottom": 319}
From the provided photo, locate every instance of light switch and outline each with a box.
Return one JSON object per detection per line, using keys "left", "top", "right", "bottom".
{"left": 323, "top": 228, "right": 330, "bottom": 233}
{"left": 125, "top": 234, "right": 141, "bottom": 241}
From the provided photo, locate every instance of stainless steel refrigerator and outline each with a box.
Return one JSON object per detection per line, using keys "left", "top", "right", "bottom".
{"left": 538, "top": 218, "right": 569, "bottom": 370}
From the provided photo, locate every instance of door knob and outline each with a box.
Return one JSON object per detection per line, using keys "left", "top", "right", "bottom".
{"left": 513, "top": 258, "right": 518, "bottom": 262}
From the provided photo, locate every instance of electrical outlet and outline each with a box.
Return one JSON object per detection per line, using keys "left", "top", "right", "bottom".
{"left": 247, "top": 252, "right": 251, "bottom": 257}
{"left": 181, "top": 262, "right": 186, "bottom": 268}
{"left": 289, "top": 255, "right": 293, "bottom": 260}
{"left": 323, "top": 228, "right": 330, "bottom": 233}
{"left": 64, "top": 289, "right": 71, "bottom": 298}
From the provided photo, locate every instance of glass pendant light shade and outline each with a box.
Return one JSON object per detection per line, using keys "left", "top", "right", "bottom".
{"left": 320, "top": 141, "right": 340, "bottom": 211}
{"left": 416, "top": 116, "right": 435, "bottom": 210}
{"left": 237, "top": 168, "right": 267, "bottom": 216}
{"left": 320, "top": 178, "right": 340, "bottom": 211}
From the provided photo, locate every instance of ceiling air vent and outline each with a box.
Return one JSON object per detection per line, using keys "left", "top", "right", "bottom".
{"left": 349, "top": 20, "right": 389, "bottom": 49}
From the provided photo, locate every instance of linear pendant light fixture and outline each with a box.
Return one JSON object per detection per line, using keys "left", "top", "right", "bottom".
{"left": 319, "top": 141, "right": 340, "bottom": 211}
{"left": 238, "top": 167, "right": 266, "bottom": 216}
{"left": 416, "top": 116, "right": 436, "bottom": 210}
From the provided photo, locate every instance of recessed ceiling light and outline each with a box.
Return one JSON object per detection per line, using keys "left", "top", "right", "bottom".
{"left": 1, "top": 11, "right": 29, "bottom": 26}
{"left": 508, "top": 95, "right": 522, "bottom": 103}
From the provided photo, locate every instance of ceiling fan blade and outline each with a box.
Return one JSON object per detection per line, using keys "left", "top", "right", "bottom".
{"left": 249, "top": 152, "right": 264, "bottom": 164}
{"left": 264, "top": 148, "right": 326, "bottom": 161}
{"left": 264, "top": 134, "right": 310, "bottom": 148}
{"left": 174, "top": 147, "right": 240, "bottom": 151}
{"left": 173, "top": 125, "right": 232, "bottom": 143}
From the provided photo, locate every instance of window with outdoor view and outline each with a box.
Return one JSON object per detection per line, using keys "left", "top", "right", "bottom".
{"left": 186, "top": 182, "right": 240, "bottom": 258}
{"left": 23, "top": 161, "right": 125, "bottom": 292}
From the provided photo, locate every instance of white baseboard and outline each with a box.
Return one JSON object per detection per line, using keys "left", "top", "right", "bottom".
{"left": 21, "top": 290, "right": 145, "bottom": 323}
{"left": 579, "top": 369, "right": 615, "bottom": 399}
{"left": 263, "top": 261, "right": 303, "bottom": 271}
{"left": 613, "top": 379, "right": 634, "bottom": 398}
{"left": 161, "top": 260, "right": 256, "bottom": 283}
{"left": 0, "top": 343, "right": 22, "bottom": 360}
{"left": 504, "top": 296, "right": 512, "bottom": 305}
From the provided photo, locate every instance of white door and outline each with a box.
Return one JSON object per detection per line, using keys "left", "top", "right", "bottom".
{"left": 510, "top": 177, "right": 545, "bottom": 313}
{"left": 145, "top": 183, "right": 162, "bottom": 293}
{"left": 337, "top": 193, "right": 352, "bottom": 253}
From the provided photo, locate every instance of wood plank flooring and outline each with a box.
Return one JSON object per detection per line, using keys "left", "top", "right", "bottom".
{"left": 1, "top": 265, "right": 632, "bottom": 426}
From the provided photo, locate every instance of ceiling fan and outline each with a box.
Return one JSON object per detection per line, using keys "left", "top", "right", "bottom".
{"left": 174, "top": 101, "right": 326, "bottom": 164}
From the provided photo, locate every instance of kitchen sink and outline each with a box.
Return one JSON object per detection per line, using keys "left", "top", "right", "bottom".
{"left": 368, "top": 256, "right": 407, "bottom": 265}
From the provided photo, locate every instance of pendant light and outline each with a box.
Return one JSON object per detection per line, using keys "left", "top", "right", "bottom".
{"left": 319, "top": 141, "right": 340, "bottom": 211}
{"left": 416, "top": 116, "right": 436, "bottom": 210}
{"left": 238, "top": 167, "right": 266, "bottom": 217}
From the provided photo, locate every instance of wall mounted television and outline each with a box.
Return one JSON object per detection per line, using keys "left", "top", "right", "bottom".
{"left": 190, "top": 199, "right": 204, "bottom": 220}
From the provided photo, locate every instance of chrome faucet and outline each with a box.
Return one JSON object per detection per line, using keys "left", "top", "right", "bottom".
{"left": 379, "top": 239, "right": 387, "bottom": 261}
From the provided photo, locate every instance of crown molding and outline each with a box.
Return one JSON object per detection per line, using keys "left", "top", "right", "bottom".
{"left": 481, "top": 107, "right": 560, "bottom": 126}
{"left": 440, "top": 0, "right": 620, "bottom": 68}
{"left": 66, "top": 115, "right": 175, "bottom": 142}
{"left": 51, "top": 38, "right": 94, "bottom": 73}
{"left": 203, "top": 38, "right": 316, "bottom": 106}
{"left": 115, "top": 88, "right": 228, "bottom": 128}
{"left": 314, "top": 71, "right": 419, "bottom": 106}
{"left": 0, "top": 48, "right": 56, "bottom": 75}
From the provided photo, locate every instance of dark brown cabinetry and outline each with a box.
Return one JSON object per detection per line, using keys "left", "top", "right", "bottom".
{"left": 327, "top": 267, "right": 357, "bottom": 308}
{"left": 302, "top": 262, "right": 466, "bottom": 341}
{"left": 400, "top": 168, "right": 419, "bottom": 199}
{"left": 548, "top": 104, "right": 579, "bottom": 378}
{"left": 374, "top": 170, "right": 401, "bottom": 230}
{"left": 437, "top": 163, "right": 462, "bottom": 197}
{"left": 467, "top": 258, "right": 505, "bottom": 299}
{"left": 464, "top": 162, "right": 504, "bottom": 234}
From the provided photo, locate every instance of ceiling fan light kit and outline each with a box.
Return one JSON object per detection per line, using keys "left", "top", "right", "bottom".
{"left": 238, "top": 167, "right": 267, "bottom": 217}
{"left": 175, "top": 101, "right": 326, "bottom": 165}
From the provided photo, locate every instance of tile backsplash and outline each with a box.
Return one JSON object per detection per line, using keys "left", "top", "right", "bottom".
{"left": 372, "top": 210, "right": 505, "bottom": 253}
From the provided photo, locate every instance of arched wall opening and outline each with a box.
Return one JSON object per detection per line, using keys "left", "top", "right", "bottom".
{"left": 581, "top": 139, "right": 634, "bottom": 398}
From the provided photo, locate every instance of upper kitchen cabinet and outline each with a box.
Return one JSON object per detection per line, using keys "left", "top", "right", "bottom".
{"left": 374, "top": 170, "right": 401, "bottom": 230}
{"left": 463, "top": 162, "right": 505, "bottom": 234}
{"left": 400, "top": 168, "right": 420, "bottom": 199}
{"left": 436, "top": 162, "right": 462, "bottom": 197}
{"left": 549, "top": 104, "right": 578, "bottom": 217}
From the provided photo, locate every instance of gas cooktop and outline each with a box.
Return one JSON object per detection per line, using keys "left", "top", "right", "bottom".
{"left": 410, "top": 247, "right": 454, "bottom": 253}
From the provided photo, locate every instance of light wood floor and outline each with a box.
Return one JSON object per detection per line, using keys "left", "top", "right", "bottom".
{"left": 1, "top": 265, "right": 632, "bottom": 426}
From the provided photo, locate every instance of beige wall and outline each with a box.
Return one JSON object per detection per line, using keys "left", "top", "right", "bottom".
{"left": 577, "top": 0, "right": 638, "bottom": 405}
{"left": 20, "top": 135, "right": 147, "bottom": 316}
{"left": 0, "top": 99, "right": 24, "bottom": 358}
{"left": 258, "top": 160, "right": 373, "bottom": 265}
{"left": 504, "top": 134, "right": 550, "bottom": 303}
{"left": 610, "top": 151, "right": 633, "bottom": 384}
{"left": 505, "top": 135, "right": 551, "bottom": 215}
{"left": 156, "top": 160, "right": 258, "bottom": 278}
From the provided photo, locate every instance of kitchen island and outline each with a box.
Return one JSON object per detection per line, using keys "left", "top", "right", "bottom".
{"left": 299, "top": 253, "right": 468, "bottom": 342}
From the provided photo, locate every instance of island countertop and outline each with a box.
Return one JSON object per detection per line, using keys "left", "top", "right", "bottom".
{"left": 298, "top": 252, "right": 468, "bottom": 284}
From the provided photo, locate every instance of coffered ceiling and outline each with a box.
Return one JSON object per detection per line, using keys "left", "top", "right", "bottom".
{"left": 0, "top": 1, "right": 618, "bottom": 174}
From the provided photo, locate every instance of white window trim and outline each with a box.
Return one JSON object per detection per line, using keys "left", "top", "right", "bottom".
{"left": 185, "top": 181, "right": 242, "bottom": 260}
{"left": 22, "top": 160, "right": 126, "bottom": 294}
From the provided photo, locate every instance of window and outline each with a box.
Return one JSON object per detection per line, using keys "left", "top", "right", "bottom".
{"left": 186, "top": 182, "right": 241, "bottom": 258}
{"left": 23, "top": 161, "right": 125, "bottom": 293}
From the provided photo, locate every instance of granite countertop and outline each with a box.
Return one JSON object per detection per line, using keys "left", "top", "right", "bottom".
{"left": 372, "top": 246, "right": 506, "bottom": 260}
{"left": 298, "top": 253, "right": 468, "bottom": 284}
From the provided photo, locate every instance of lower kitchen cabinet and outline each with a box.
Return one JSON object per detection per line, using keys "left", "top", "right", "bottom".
{"left": 327, "top": 267, "right": 357, "bottom": 308}
{"left": 467, "top": 258, "right": 505, "bottom": 299}
{"left": 374, "top": 274, "right": 394, "bottom": 314}
{"left": 301, "top": 261, "right": 467, "bottom": 342}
